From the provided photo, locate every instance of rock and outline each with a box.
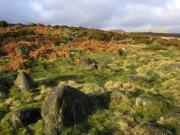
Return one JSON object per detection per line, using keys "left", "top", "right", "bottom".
{"left": 84, "top": 58, "right": 98, "bottom": 66}
{"left": 135, "top": 96, "right": 153, "bottom": 108}
{"left": 11, "top": 108, "right": 41, "bottom": 128}
{"left": 41, "top": 86, "right": 90, "bottom": 135}
{"left": 135, "top": 94, "right": 173, "bottom": 118}
{"left": 117, "top": 48, "right": 127, "bottom": 56}
{"left": 84, "top": 58, "right": 99, "bottom": 70}
{"left": 14, "top": 71, "right": 34, "bottom": 91}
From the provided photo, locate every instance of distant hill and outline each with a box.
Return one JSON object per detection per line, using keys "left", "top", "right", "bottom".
{"left": 133, "top": 32, "right": 180, "bottom": 37}
{"left": 105, "top": 29, "right": 126, "bottom": 33}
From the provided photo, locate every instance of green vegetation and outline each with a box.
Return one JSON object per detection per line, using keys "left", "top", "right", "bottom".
{"left": 0, "top": 20, "right": 8, "bottom": 27}
{"left": 0, "top": 22, "right": 179, "bottom": 134}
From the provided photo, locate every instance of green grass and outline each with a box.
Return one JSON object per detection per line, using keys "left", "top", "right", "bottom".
{"left": 0, "top": 43, "right": 180, "bottom": 134}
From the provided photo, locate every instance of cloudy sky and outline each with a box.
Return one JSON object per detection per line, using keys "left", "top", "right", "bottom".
{"left": 0, "top": 0, "right": 180, "bottom": 33}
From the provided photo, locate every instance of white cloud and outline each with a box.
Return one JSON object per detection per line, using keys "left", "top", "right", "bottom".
{"left": 0, "top": 0, "right": 180, "bottom": 33}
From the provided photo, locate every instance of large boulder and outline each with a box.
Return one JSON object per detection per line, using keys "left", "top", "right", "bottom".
{"left": 41, "top": 86, "right": 90, "bottom": 135}
{"left": 14, "top": 71, "right": 34, "bottom": 91}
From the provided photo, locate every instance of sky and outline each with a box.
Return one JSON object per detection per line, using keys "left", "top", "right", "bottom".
{"left": 0, "top": 0, "right": 180, "bottom": 33}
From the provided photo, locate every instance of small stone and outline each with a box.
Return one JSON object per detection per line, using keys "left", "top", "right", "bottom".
{"left": 14, "top": 71, "right": 34, "bottom": 91}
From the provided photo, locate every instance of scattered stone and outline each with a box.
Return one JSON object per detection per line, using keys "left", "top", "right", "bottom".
{"left": 117, "top": 48, "right": 127, "bottom": 56}
{"left": 14, "top": 71, "right": 34, "bottom": 91}
{"left": 135, "top": 96, "right": 153, "bottom": 108}
{"left": 84, "top": 58, "right": 98, "bottom": 66}
{"left": 135, "top": 94, "right": 173, "bottom": 112}
{"left": 84, "top": 58, "right": 99, "bottom": 69}
{"left": 41, "top": 86, "right": 90, "bottom": 135}
{"left": 11, "top": 108, "right": 41, "bottom": 128}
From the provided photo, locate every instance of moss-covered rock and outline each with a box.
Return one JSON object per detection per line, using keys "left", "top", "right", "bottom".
{"left": 0, "top": 103, "right": 41, "bottom": 134}
{"left": 14, "top": 71, "right": 34, "bottom": 91}
{"left": 41, "top": 86, "right": 91, "bottom": 135}
{"left": 11, "top": 107, "right": 41, "bottom": 128}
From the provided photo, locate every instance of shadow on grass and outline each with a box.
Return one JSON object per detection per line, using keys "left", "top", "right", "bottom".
{"left": 61, "top": 88, "right": 118, "bottom": 134}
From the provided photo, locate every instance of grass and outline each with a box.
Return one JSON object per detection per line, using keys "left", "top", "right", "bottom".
{"left": 0, "top": 24, "right": 180, "bottom": 134}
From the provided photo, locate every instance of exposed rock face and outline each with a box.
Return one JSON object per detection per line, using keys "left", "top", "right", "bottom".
{"left": 41, "top": 86, "right": 90, "bottom": 135}
{"left": 14, "top": 71, "right": 34, "bottom": 90}
{"left": 11, "top": 108, "right": 41, "bottom": 128}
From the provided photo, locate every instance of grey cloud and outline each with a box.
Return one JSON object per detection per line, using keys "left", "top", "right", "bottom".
{"left": 0, "top": 0, "right": 180, "bottom": 33}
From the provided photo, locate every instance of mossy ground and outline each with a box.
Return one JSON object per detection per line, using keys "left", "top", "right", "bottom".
{"left": 0, "top": 25, "right": 180, "bottom": 134}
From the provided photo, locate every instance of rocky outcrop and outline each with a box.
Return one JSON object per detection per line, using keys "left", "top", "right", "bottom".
{"left": 14, "top": 71, "right": 34, "bottom": 91}
{"left": 41, "top": 86, "right": 91, "bottom": 135}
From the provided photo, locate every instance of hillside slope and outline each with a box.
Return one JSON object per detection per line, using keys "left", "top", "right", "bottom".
{"left": 0, "top": 21, "right": 180, "bottom": 135}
